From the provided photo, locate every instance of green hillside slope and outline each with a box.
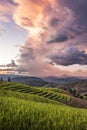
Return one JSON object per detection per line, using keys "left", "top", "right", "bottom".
{"left": 0, "top": 82, "right": 87, "bottom": 108}
{"left": 0, "top": 82, "right": 70, "bottom": 104}
{"left": 0, "top": 82, "right": 87, "bottom": 130}
{"left": 0, "top": 89, "right": 62, "bottom": 105}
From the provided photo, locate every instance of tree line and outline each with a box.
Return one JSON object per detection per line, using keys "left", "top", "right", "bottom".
{"left": 0, "top": 77, "right": 11, "bottom": 82}
{"left": 69, "top": 88, "right": 84, "bottom": 99}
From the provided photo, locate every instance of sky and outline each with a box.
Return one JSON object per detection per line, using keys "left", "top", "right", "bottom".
{"left": 0, "top": 0, "right": 87, "bottom": 77}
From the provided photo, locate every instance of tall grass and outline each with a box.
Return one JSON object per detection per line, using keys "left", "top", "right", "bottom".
{"left": 0, "top": 96, "right": 87, "bottom": 130}
{"left": 0, "top": 82, "right": 87, "bottom": 130}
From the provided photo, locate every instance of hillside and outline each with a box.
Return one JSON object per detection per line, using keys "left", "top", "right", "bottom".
{"left": 0, "top": 82, "right": 87, "bottom": 130}
{"left": 0, "top": 82, "right": 87, "bottom": 108}
{"left": 11, "top": 76, "right": 87, "bottom": 96}
{"left": 44, "top": 76, "right": 87, "bottom": 84}
{"left": 57, "top": 80, "right": 87, "bottom": 96}
{"left": 70, "top": 81, "right": 87, "bottom": 95}
{"left": 12, "top": 76, "right": 48, "bottom": 87}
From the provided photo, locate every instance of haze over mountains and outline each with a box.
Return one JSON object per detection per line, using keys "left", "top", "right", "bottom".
{"left": 44, "top": 76, "right": 87, "bottom": 84}
{"left": 0, "top": 74, "right": 87, "bottom": 84}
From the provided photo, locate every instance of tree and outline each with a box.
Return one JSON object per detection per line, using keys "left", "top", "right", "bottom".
{"left": 76, "top": 92, "right": 80, "bottom": 98}
{"left": 8, "top": 77, "right": 11, "bottom": 82}
{"left": 80, "top": 95, "right": 84, "bottom": 99}
{"left": 73, "top": 89, "right": 77, "bottom": 96}
{"left": 69, "top": 88, "right": 73, "bottom": 94}
{"left": 0, "top": 77, "right": 3, "bottom": 82}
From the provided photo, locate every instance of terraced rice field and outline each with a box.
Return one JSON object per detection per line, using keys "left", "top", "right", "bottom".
{"left": 0, "top": 82, "right": 70, "bottom": 104}
{"left": 0, "top": 82, "right": 87, "bottom": 130}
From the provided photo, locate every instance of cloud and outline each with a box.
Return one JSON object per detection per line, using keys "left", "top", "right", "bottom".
{"left": 59, "top": 0, "right": 87, "bottom": 26}
{"left": 50, "top": 47, "right": 87, "bottom": 66}
{"left": 7, "top": 60, "right": 17, "bottom": 67}
{"left": 10, "top": 0, "right": 87, "bottom": 77}
{"left": 0, "top": 27, "right": 7, "bottom": 36}
{"left": 0, "top": 59, "right": 18, "bottom": 75}
{"left": 47, "top": 33, "right": 68, "bottom": 43}
{"left": 50, "top": 18, "right": 59, "bottom": 27}
{"left": 0, "top": 60, "right": 17, "bottom": 68}
{"left": 0, "top": 0, "right": 16, "bottom": 23}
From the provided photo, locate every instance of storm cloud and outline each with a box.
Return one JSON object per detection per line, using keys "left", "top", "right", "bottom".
{"left": 50, "top": 47, "right": 87, "bottom": 66}
{"left": 48, "top": 34, "right": 68, "bottom": 43}
{"left": 50, "top": 18, "right": 59, "bottom": 27}
{"left": 59, "top": 0, "right": 87, "bottom": 26}
{"left": 7, "top": 60, "right": 17, "bottom": 67}
{"left": 13, "top": 0, "right": 87, "bottom": 76}
{"left": 1, "top": 0, "right": 87, "bottom": 77}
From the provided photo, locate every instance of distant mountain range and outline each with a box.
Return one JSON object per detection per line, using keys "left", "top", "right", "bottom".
{"left": 44, "top": 76, "right": 87, "bottom": 84}
{"left": 12, "top": 76, "right": 47, "bottom": 87}
{"left": 0, "top": 74, "right": 19, "bottom": 80}
{"left": 0, "top": 74, "right": 87, "bottom": 96}
{"left": 0, "top": 74, "right": 87, "bottom": 89}
{"left": 44, "top": 77, "right": 87, "bottom": 95}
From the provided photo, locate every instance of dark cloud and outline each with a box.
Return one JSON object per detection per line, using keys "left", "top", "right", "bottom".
{"left": 0, "top": 0, "right": 17, "bottom": 6}
{"left": 7, "top": 60, "right": 17, "bottom": 67}
{"left": 46, "top": 3, "right": 87, "bottom": 44}
{"left": 0, "top": 60, "right": 18, "bottom": 74}
{"left": 50, "top": 47, "right": 87, "bottom": 66}
{"left": 49, "top": 0, "right": 87, "bottom": 48}
{"left": 47, "top": 34, "right": 68, "bottom": 43}
{"left": 47, "top": 24, "right": 87, "bottom": 44}
{"left": 0, "top": 60, "right": 17, "bottom": 68}
{"left": 12, "top": 0, "right": 87, "bottom": 77}
{"left": 0, "top": 0, "right": 17, "bottom": 5}
{"left": 50, "top": 18, "right": 59, "bottom": 27}
{"left": 59, "top": 0, "right": 87, "bottom": 26}
{"left": 20, "top": 46, "right": 35, "bottom": 62}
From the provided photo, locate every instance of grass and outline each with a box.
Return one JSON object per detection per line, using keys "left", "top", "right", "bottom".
{"left": 0, "top": 82, "right": 87, "bottom": 130}
{"left": 0, "top": 96, "right": 87, "bottom": 130}
{"left": 0, "top": 82, "right": 70, "bottom": 104}
{"left": 0, "top": 89, "right": 62, "bottom": 105}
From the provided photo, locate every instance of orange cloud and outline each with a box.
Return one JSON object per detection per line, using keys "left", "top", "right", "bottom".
{"left": 13, "top": 0, "right": 56, "bottom": 31}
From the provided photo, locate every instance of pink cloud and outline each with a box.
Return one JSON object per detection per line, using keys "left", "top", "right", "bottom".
{"left": 11, "top": 0, "right": 87, "bottom": 77}
{"left": 0, "top": 1, "right": 16, "bottom": 22}
{"left": 0, "top": 0, "right": 85, "bottom": 77}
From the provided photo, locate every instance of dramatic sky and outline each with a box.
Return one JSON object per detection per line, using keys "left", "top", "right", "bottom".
{"left": 0, "top": 0, "right": 87, "bottom": 77}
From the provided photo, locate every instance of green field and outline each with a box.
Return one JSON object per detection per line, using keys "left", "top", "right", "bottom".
{"left": 0, "top": 82, "right": 87, "bottom": 130}
{"left": 0, "top": 82, "right": 70, "bottom": 104}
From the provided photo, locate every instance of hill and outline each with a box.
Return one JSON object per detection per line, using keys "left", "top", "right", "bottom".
{"left": 70, "top": 81, "right": 87, "bottom": 95}
{"left": 0, "top": 81, "right": 87, "bottom": 108}
{"left": 0, "top": 82, "right": 87, "bottom": 129}
{"left": 0, "top": 74, "right": 19, "bottom": 80}
{"left": 44, "top": 76, "right": 87, "bottom": 84}
{"left": 57, "top": 80, "right": 87, "bottom": 96}
{"left": 12, "top": 76, "right": 48, "bottom": 87}
{"left": 1, "top": 75, "right": 87, "bottom": 100}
